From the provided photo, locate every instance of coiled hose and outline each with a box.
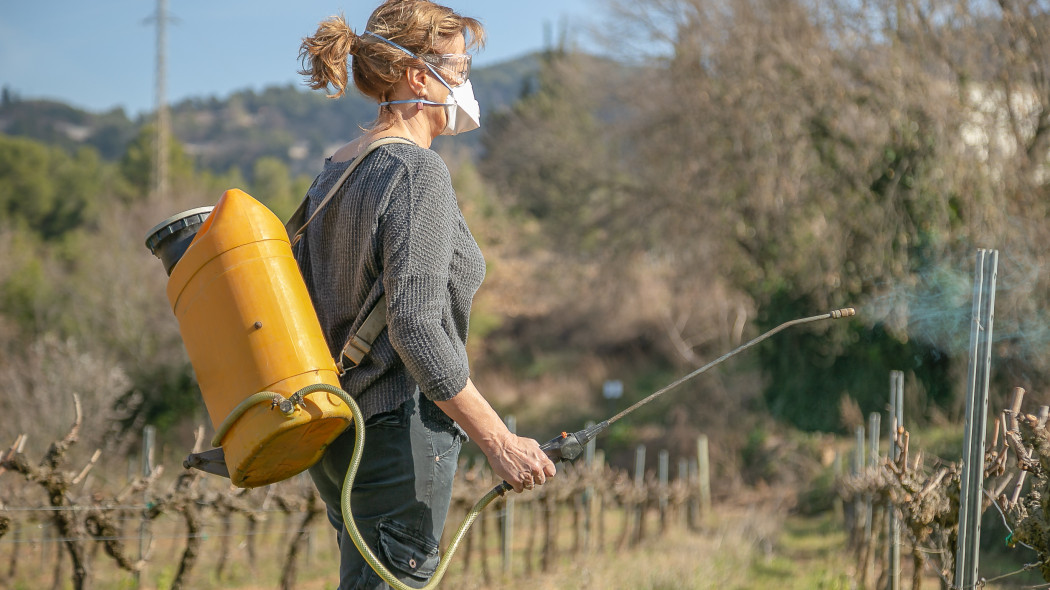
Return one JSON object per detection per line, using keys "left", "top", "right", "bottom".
{"left": 213, "top": 383, "right": 505, "bottom": 590}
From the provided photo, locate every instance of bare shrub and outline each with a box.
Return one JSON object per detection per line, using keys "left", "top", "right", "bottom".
{"left": 0, "top": 334, "right": 130, "bottom": 456}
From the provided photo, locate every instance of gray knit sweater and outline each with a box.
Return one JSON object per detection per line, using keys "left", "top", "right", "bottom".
{"left": 295, "top": 142, "right": 486, "bottom": 421}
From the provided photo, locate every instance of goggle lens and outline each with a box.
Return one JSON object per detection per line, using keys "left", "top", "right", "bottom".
{"left": 423, "top": 54, "right": 472, "bottom": 86}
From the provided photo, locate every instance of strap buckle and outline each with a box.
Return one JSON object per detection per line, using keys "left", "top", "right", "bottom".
{"left": 339, "top": 335, "right": 372, "bottom": 372}
{"left": 336, "top": 335, "right": 373, "bottom": 375}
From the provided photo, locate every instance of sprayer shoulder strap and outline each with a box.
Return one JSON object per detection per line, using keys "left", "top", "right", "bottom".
{"left": 285, "top": 136, "right": 416, "bottom": 246}
{"left": 283, "top": 137, "right": 414, "bottom": 373}
{"left": 338, "top": 294, "right": 388, "bottom": 373}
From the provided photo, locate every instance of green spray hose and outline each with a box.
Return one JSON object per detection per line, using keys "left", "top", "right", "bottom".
{"left": 213, "top": 383, "right": 505, "bottom": 589}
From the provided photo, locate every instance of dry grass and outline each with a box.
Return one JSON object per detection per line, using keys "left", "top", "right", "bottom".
{"left": 427, "top": 499, "right": 853, "bottom": 590}
{"left": 5, "top": 493, "right": 861, "bottom": 590}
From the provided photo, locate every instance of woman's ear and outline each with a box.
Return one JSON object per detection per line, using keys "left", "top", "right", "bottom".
{"left": 407, "top": 66, "right": 429, "bottom": 96}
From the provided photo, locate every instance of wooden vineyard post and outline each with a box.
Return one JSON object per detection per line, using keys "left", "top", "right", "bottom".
{"left": 502, "top": 415, "right": 515, "bottom": 576}
{"left": 678, "top": 458, "right": 689, "bottom": 531}
{"left": 634, "top": 445, "right": 646, "bottom": 545}
{"left": 697, "top": 435, "right": 711, "bottom": 526}
{"left": 583, "top": 421, "right": 596, "bottom": 552}
{"left": 479, "top": 491, "right": 491, "bottom": 584}
{"left": 595, "top": 450, "right": 606, "bottom": 550}
{"left": 658, "top": 450, "right": 669, "bottom": 535}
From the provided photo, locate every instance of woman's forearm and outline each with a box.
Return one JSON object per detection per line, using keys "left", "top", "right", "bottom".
{"left": 435, "top": 378, "right": 557, "bottom": 492}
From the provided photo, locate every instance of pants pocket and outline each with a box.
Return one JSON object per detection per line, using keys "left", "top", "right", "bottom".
{"left": 432, "top": 430, "right": 461, "bottom": 463}
{"left": 376, "top": 519, "right": 440, "bottom": 582}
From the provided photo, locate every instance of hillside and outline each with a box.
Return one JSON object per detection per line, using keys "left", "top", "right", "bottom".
{"left": 0, "top": 53, "right": 542, "bottom": 178}
{"left": 0, "top": 89, "right": 138, "bottom": 161}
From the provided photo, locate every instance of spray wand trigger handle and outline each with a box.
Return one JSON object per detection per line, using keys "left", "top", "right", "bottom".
{"left": 497, "top": 422, "right": 610, "bottom": 494}
{"left": 539, "top": 432, "right": 579, "bottom": 463}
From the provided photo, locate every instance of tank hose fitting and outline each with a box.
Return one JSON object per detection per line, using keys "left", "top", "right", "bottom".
{"left": 212, "top": 391, "right": 301, "bottom": 447}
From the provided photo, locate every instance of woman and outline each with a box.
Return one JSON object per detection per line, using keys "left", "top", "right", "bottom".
{"left": 296, "top": 2, "right": 557, "bottom": 588}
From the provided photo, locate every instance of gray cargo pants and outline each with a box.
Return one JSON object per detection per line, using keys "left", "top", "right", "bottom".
{"left": 309, "top": 389, "right": 463, "bottom": 590}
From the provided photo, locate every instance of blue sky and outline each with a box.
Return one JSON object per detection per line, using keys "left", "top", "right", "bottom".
{"left": 1, "top": 1, "right": 596, "bottom": 117}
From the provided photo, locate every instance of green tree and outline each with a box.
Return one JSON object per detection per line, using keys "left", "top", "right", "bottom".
{"left": 0, "top": 134, "right": 110, "bottom": 239}
{"left": 0, "top": 135, "right": 52, "bottom": 230}
{"left": 0, "top": 226, "right": 55, "bottom": 332}
{"left": 118, "top": 124, "right": 195, "bottom": 199}
{"left": 250, "top": 156, "right": 297, "bottom": 220}
{"left": 481, "top": 51, "right": 630, "bottom": 254}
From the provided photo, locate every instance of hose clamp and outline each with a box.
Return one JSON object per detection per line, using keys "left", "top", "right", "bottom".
{"left": 272, "top": 390, "right": 307, "bottom": 416}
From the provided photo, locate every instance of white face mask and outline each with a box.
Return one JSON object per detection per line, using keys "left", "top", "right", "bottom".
{"left": 441, "top": 80, "right": 480, "bottom": 136}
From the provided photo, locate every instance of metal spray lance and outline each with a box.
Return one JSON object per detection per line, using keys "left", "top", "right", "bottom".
{"left": 498, "top": 307, "right": 858, "bottom": 490}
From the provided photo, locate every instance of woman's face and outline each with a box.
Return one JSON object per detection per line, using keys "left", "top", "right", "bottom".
{"left": 421, "top": 33, "right": 466, "bottom": 131}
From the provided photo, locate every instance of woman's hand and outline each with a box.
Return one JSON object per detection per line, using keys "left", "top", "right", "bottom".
{"left": 435, "top": 378, "right": 557, "bottom": 493}
{"left": 483, "top": 432, "right": 557, "bottom": 493}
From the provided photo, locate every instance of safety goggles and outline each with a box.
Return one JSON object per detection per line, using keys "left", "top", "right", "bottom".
{"left": 421, "top": 53, "right": 472, "bottom": 87}
{"left": 362, "top": 32, "right": 473, "bottom": 88}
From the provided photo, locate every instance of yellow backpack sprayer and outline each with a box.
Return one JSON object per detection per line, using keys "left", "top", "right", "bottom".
{"left": 145, "top": 187, "right": 855, "bottom": 588}
{"left": 144, "top": 189, "right": 351, "bottom": 487}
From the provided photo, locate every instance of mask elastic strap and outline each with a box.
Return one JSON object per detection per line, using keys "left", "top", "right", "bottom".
{"left": 378, "top": 98, "right": 447, "bottom": 108}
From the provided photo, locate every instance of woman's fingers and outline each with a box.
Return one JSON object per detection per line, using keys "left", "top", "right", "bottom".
{"left": 494, "top": 435, "right": 557, "bottom": 493}
{"left": 543, "top": 460, "right": 558, "bottom": 478}
{"left": 521, "top": 437, "right": 555, "bottom": 489}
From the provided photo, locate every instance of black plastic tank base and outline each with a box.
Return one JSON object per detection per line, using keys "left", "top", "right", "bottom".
{"left": 144, "top": 207, "right": 214, "bottom": 275}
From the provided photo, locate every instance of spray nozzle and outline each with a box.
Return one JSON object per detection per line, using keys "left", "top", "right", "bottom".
{"left": 539, "top": 421, "right": 609, "bottom": 464}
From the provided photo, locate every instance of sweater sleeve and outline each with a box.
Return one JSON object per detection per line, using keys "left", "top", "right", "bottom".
{"left": 378, "top": 152, "right": 469, "bottom": 401}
